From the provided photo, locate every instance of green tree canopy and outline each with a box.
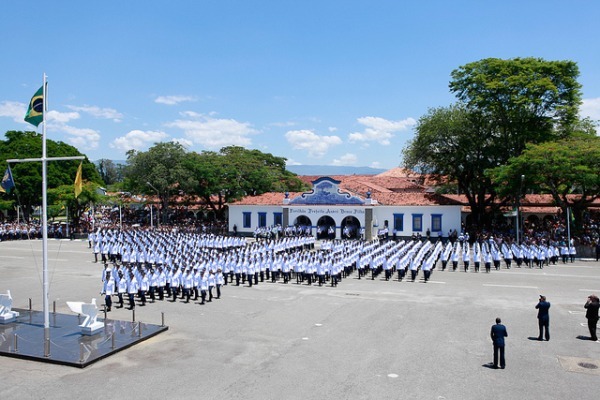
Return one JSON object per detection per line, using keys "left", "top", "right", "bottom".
{"left": 404, "top": 57, "right": 585, "bottom": 228}
{"left": 123, "top": 141, "right": 192, "bottom": 224}
{"left": 488, "top": 134, "right": 600, "bottom": 227}
{"left": 403, "top": 105, "right": 500, "bottom": 225}
{"left": 0, "top": 130, "right": 102, "bottom": 221}
{"left": 97, "top": 158, "right": 122, "bottom": 186}
{"left": 449, "top": 57, "right": 582, "bottom": 152}
{"left": 184, "top": 146, "right": 307, "bottom": 219}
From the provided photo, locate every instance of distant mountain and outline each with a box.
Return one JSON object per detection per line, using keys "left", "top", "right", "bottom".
{"left": 287, "top": 165, "right": 386, "bottom": 176}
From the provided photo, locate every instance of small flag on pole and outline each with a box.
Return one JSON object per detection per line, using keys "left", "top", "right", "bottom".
{"left": 24, "top": 86, "right": 44, "bottom": 127}
{"left": 74, "top": 162, "right": 83, "bottom": 198}
{"left": 0, "top": 167, "right": 16, "bottom": 194}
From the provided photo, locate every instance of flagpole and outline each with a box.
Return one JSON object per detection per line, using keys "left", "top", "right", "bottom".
{"left": 41, "top": 73, "right": 50, "bottom": 345}
{"left": 567, "top": 207, "right": 572, "bottom": 247}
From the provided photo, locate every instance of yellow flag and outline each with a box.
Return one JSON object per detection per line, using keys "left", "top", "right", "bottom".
{"left": 74, "top": 162, "right": 83, "bottom": 198}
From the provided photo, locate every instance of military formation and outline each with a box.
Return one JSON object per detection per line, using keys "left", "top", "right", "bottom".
{"left": 94, "top": 227, "right": 580, "bottom": 312}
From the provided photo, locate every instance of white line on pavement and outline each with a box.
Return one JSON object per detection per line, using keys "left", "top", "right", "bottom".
{"left": 482, "top": 284, "right": 538, "bottom": 289}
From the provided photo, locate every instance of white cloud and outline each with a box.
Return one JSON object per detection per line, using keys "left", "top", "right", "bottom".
{"left": 332, "top": 153, "right": 358, "bottom": 166}
{"left": 370, "top": 161, "right": 382, "bottom": 169}
{"left": 581, "top": 98, "right": 600, "bottom": 120}
{"left": 285, "top": 129, "right": 342, "bottom": 158}
{"left": 47, "top": 110, "right": 80, "bottom": 124}
{"left": 111, "top": 130, "right": 169, "bottom": 152}
{"left": 59, "top": 125, "right": 101, "bottom": 150}
{"left": 67, "top": 105, "right": 123, "bottom": 122}
{"left": 166, "top": 113, "right": 257, "bottom": 149}
{"left": 155, "top": 95, "right": 197, "bottom": 105}
{"left": 328, "top": 126, "right": 338, "bottom": 132}
{"left": 269, "top": 121, "right": 296, "bottom": 127}
{"left": 285, "top": 158, "right": 302, "bottom": 166}
{"left": 172, "top": 137, "right": 193, "bottom": 148}
{"left": 349, "top": 116, "right": 416, "bottom": 145}
{"left": 180, "top": 111, "right": 202, "bottom": 118}
{"left": 0, "top": 101, "right": 26, "bottom": 123}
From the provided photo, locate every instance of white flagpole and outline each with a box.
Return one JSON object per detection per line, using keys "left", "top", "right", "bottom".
{"left": 41, "top": 73, "right": 50, "bottom": 343}
{"left": 567, "top": 207, "right": 572, "bottom": 247}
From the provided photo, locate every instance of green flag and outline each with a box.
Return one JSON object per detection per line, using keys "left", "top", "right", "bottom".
{"left": 24, "top": 86, "right": 44, "bottom": 127}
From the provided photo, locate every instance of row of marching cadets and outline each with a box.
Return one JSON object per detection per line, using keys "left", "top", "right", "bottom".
{"left": 437, "top": 239, "right": 570, "bottom": 273}
{"left": 96, "top": 227, "right": 578, "bottom": 311}
{"left": 100, "top": 258, "right": 226, "bottom": 311}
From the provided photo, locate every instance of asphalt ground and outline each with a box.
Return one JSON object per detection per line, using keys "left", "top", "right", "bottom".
{"left": 1, "top": 239, "right": 599, "bottom": 400}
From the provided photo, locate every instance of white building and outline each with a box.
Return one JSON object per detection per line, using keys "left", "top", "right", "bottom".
{"left": 228, "top": 171, "right": 463, "bottom": 240}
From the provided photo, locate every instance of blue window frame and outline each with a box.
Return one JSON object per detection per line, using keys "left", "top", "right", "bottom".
{"left": 273, "top": 212, "right": 282, "bottom": 226}
{"left": 412, "top": 214, "right": 423, "bottom": 232}
{"left": 243, "top": 212, "right": 251, "bottom": 228}
{"left": 393, "top": 213, "right": 404, "bottom": 232}
{"left": 431, "top": 214, "right": 443, "bottom": 232}
{"left": 258, "top": 212, "right": 267, "bottom": 227}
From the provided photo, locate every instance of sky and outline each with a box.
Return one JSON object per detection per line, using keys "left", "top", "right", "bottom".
{"left": 1, "top": 1, "right": 599, "bottom": 170}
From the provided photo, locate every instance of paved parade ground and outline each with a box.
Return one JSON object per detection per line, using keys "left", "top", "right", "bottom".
{"left": 1, "top": 239, "right": 599, "bottom": 400}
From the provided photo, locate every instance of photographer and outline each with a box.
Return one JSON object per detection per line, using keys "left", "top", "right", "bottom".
{"left": 584, "top": 294, "right": 599, "bottom": 341}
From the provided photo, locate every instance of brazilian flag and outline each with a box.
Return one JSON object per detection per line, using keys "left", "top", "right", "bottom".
{"left": 24, "top": 86, "right": 44, "bottom": 127}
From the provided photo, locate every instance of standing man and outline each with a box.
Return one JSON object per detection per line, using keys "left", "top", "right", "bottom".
{"left": 127, "top": 272, "right": 139, "bottom": 310}
{"left": 536, "top": 295, "right": 551, "bottom": 341}
{"left": 101, "top": 268, "right": 115, "bottom": 312}
{"left": 584, "top": 294, "right": 599, "bottom": 341}
{"left": 490, "top": 317, "right": 508, "bottom": 369}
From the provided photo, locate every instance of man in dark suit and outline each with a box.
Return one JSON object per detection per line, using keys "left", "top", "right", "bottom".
{"left": 536, "top": 295, "right": 551, "bottom": 341}
{"left": 490, "top": 317, "right": 508, "bottom": 369}
{"left": 585, "top": 294, "right": 599, "bottom": 341}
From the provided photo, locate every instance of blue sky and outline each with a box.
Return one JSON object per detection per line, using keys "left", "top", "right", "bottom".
{"left": 1, "top": 1, "right": 599, "bottom": 170}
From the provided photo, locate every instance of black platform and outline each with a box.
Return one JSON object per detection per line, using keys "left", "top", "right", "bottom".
{"left": 0, "top": 308, "right": 168, "bottom": 368}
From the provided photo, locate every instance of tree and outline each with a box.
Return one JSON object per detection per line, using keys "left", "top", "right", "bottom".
{"left": 449, "top": 57, "right": 582, "bottom": 153}
{"left": 0, "top": 131, "right": 102, "bottom": 221}
{"left": 97, "top": 159, "right": 121, "bottom": 185}
{"left": 123, "top": 142, "right": 192, "bottom": 224}
{"left": 184, "top": 146, "right": 306, "bottom": 220}
{"left": 403, "top": 105, "right": 501, "bottom": 226}
{"left": 488, "top": 134, "right": 600, "bottom": 229}
{"left": 48, "top": 181, "right": 104, "bottom": 230}
{"left": 404, "top": 58, "right": 584, "bottom": 228}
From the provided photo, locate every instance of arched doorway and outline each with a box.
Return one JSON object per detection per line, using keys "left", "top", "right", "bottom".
{"left": 341, "top": 216, "right": 360, "bottom": 239}
{"left": 317, "top": 216, "right": 336, "bottom": 239}
{"left": 293, "top": 215, "right": 312, "bottom": 235}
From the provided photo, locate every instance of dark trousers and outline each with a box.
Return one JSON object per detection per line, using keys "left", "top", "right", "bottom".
{"left": 423, "top": 269, "right": 431, "bottom": 282}
{"left": 128, "top": 293, "right": 135, "bottom": 309}
{"left": 493, "top": 345, "right": 505, "bottom": 368}
{"left": 398, "top": 268, "right": 405, "bottom": 281}
{"left": 105, "top": 294, "right": 112, "bottom": 311}
{"left": 588, "top": 318, "right": 598, "bottom": 341}
{"left": 538, "top": 318, "right": 550, "bottom": 340}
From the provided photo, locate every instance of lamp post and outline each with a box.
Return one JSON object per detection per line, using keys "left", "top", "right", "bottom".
{"left": 146, "top": 182, "right": 160, "bottom": 227}
{"left": 516, "top": 174, "right": 524, "bottom": 244}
